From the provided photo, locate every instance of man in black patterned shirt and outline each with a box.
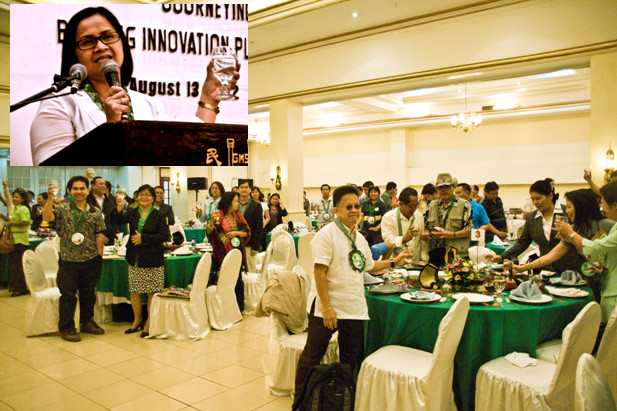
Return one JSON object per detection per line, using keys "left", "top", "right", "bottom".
{"left": 43, "top": 176, "right": 107, "bottom": 342}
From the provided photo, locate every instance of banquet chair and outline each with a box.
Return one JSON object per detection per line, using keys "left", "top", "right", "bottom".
{"left": 297, "top": 232, "right": 316, "bottom": 280}
{"left": 475, "top": 302, "right": 601, "bottom": 411}
{"left": 148, "top": 252, "right": 212, "bottom": 340}
{"left": 536, "top": 304, "right": 617, "bottom": 366}
{"left": 241, "top": 241, "right": 274, "bottom": 316}
{"left": 264, "top": 231, "right": 297, "bottom": 285}
{"left": 121, "top": 234, "right": 130, "bottom": 247}
{"left": 206, "top": 249, "right": 243, "bottom": 330}
{"left": 596, "top": 306, "right": 617, "bottom": 400}
{"left": 269, "top": 266, "right": 339, "bottom": 397}
{"left": 22, "top": 250, "right": 78, "bottom": 336}
{"left": 575, "top": 353, "right": 617, "bottom": 411}
{"left": 34, "top": 239, "right": 59, "bottom": 287}
{"left": 355, "top": 297, "right": 470, "bottom": 411}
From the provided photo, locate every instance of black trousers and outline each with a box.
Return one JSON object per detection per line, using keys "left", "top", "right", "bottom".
{"left": 294, "top": 302, "right": 364, "bottom": 396}
{"left": 57, "top": 256, "right": 102, "bottom": 332}
{"left": 9, "top": 244, "right": 28, "bottom": 293}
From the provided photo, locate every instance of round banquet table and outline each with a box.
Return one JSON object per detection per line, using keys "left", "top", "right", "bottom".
{"left": 0, "top": 237, "right": 49, "bottom": 285}
{"left": 364, "top": 288, "right": 595, "bottom": 411}
{"left": 183, "top": 227, "right": 207, "bottom": 244}
{"left": 96, "top": 253, "right": 203, "bottom": 301}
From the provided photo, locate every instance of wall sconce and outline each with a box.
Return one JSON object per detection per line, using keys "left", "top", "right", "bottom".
{"left": 175, "top": 172, "right": 181, "bottom": 193}
{"left": 271, "top": 165, "right": 282, "bottom": 190}
{"left": 604, "top": 144, "right": 615, "bottom": 184}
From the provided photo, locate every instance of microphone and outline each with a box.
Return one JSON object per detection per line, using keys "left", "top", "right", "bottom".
{"left": 100, "top": 59, "right": 128, "bottom": 120}
{"left": 101, "top": 59, "right": 121, "bottom": 87}
{"left": 69, "top": 63, "right": 87, "bottom": 93}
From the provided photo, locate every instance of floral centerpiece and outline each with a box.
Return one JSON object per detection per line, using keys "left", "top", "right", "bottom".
{"left": 444, "top": 258, "right": 483, "bottom": 286}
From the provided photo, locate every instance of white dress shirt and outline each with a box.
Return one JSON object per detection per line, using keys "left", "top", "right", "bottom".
{"left": 381, "top": 208, "right": 426, "bottom": 262}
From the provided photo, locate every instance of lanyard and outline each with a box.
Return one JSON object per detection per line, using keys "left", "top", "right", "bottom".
{"left": 138, "top": 206, "right": 154, "bottom": 233}
{"left": 83, "top": 81, "right": 135, "bottom": 120}
{"left": 225, "top": 214, "right": 237, "bottom": 231}
{"left": 438, "top": 196, "right": 456, "bottom": 227}
{"left": 71, "top": 201, "right": 87, "bottom": 234}
{"left": 322, "top": 199, "right": 331, "bottom": 213}
{"left": 397, "top": 208, "right": 415, "bottom": 236}
{"left": 208, "top": 199, "right": 218, "bottom": 217}
{"left": 334, "top": 218, "right": 357, "bottom": 250}
{"left": 367, "top": 200, "right": 378, "bottom": 216}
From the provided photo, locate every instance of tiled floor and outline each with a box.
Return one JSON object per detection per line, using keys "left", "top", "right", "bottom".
{"left": 0, "top": 290, "right": 292, "bottom": 410}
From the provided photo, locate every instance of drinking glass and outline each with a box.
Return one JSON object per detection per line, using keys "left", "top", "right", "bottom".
{"left": 211, "top": 46, "right": 237, "bottom": 101}
{"left": 49, "top": 180, "right": 60, "bottom": 196}
{"left": 555, "top": 215, "right": 569, "bottom": 224}
{"left": 116, "top": 187, "right": 126, "bottom": 200}
{"left": 494, "top": 274, "right": 506, "bottom": 303}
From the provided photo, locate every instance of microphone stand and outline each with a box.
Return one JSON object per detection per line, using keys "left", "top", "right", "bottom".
{"left": 10, "top": 74, "right": 74, "bottom": 112}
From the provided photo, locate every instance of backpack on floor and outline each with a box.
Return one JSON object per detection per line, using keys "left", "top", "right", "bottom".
{"left": 293, "top": 362, "right": 355, "bottom": 411}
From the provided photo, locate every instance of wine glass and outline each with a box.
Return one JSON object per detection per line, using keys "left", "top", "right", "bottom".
{"left": 116, "top": 187, "right": 126, "bottom": 200}
{"left": 211, "top": 46, "right": 237, "bottom": 101}
{"left": 494, "top": 273, "right": 506, "bottom": 303}
{"left": 49, "top": 180, "right": 60, "bottom": 196}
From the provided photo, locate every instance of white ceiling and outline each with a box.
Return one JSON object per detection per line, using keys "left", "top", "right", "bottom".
{"left": 248, "top": 0, "right": 591, "bottom": 129}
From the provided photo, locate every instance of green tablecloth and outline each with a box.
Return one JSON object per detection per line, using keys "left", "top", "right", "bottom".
{"left": 365, "top": 289, "right": 594, "bottom": 411}
{"left": 0, "top": 237, "right": 48, "bottom": 284}
{"left": 266, "top": 232, "right": 300, "bottom": 255}
{"left": 183, "top": 228, "right": 207, "bottom": 243}
{"left": 486, "top": 241, "right": 514, "bottom": 255}
{"left": 96, "top": 253, "right": 203, "bottom": 300}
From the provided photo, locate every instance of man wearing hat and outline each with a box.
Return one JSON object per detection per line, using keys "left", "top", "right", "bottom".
{"left": 421, "top": 173, "right": 473, "bottom": 262}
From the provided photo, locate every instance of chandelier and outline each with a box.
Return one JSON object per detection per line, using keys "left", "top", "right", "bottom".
{"left": 256, "top": 133, "right": 271, "bottom": 145}
{"left": 451, "top": 83, "right": 482, "bottom": 132}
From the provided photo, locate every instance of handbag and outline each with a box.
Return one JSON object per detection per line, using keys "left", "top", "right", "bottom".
{"left": 0, "top": 226, "right": 15, "bottom": 254}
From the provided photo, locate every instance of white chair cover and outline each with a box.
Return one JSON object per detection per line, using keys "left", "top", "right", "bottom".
{"left": 22, "top": 250, "right": 78, "bottom": 336}
{"left": 241, "top": 271, "right": 262, "bottom": 316}
{"left": 597, "top": 305, "right": 617, "bottom": 401}
{"left": 269, "top": 315, "right": 339, "bottom": 397}
{"left": 121, "top": 234, "right": 130, "bottom": 247}
{"left": 476, "top": 302, "right": 601, "bottom": 411}
{"left": 297, "top": 232, "right": 316, "bottom": 281}
{"left": 206, "top": 249, "right": 242, "bottom": 330}
{"left": 305, "top": 217, "right": 314, "bottom": 232}
{"left": 355, "top": 297, "right": 470, "bottom": 411}
{"left": 575, "top": 353, "right": 617, "bottom": 411}
{"left": 148, "top": 253, "right": 212, "bottom": 340}
{"left": 535, "top": 338, "right": 562, "bottom": 363}
{"left": 35, "top": 239, "right": 59, "bottom": 287}
{"left": 271, "top": 231, "right": 297, "bottom": 271}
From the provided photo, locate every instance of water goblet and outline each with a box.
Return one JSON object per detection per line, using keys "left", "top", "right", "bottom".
{"left": 49, "top": 180, "right": 60, "bottom": 196}
{"left": 211, "top": 46, "right": 237, "bottom": 101}
{"left": 494, "top": 274, "right": 506, "bottom": 303}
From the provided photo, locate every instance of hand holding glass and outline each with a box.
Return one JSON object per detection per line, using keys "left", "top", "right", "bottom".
{"left": 211, "top": 46, "right": 237, "bottom": 101}
{"left": 49, "top": 180, "right": 60, "bottom": 196}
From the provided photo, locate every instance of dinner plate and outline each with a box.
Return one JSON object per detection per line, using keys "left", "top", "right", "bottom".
{"left": 510, "top": 294, "right": 553, "bottom": 304}
{"left": 400, "top": 292, "right": 441, "bottom": 304}
{"left": 549, "top": 279, "right": 587, "bottom": 287}
{"left": 452, "top": 293, "right": 494, "bottom": 304}
{"left": 363, "top": 273, "right": 384, "bottom": 285}
{"left": 369, "top": 284, "right": 408, "bottom": 295}
{"left": 546, "top": 286, "right": 589, "bottom": 298}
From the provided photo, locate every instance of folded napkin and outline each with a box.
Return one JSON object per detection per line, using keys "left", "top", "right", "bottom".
{"left": 408, "top": 291, "right": 437, "bottom": 300}
{"left": 363, "top": 272, "right": 382, "bottom": 284}
{"left": 505, "top": 352, "right": 538, "bottom": 368}
{"left": 117, "top": 246, "right": 126, "bottom": 256}
{"left": 172, "top": 245, "right": 194, "bottom": 255}
{"left": 546, "top": 286, "right": 586, "bottom": 297}
{"left": 491, "top": 236, "right": 510, "bottom": 246}
{"left": 510, "top": 281, "right": 543, "bottom": 300}
{"left": 560, "top": 270, "right": 582, "bottom": 285}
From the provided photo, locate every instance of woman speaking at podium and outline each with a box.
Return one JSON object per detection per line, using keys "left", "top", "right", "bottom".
{"left": 30, "top": 7, "right": 241, "bottom": 166}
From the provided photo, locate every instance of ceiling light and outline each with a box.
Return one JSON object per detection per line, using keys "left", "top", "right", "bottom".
{"left": 352, "top": 11, "right": 358, "bottom": 18}
{"left": 452, "top": 83, "right": 481, "bottom": 133}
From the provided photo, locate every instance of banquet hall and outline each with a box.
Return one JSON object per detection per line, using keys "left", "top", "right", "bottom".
{"left": 2, "top": 0, "right": 617, "bottom": 410}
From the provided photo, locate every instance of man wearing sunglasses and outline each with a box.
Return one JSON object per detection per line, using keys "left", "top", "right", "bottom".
{"left": 294, "top": 185, "right": 410, "bottom": 403}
